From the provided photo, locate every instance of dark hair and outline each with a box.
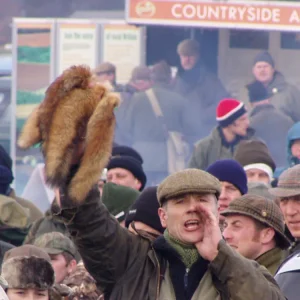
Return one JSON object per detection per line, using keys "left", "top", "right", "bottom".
{"left": 253, "top": 219, "right": 281, "bottom": 248}
{"left": 61, "top": 252, "right": 75, "bottom": 265}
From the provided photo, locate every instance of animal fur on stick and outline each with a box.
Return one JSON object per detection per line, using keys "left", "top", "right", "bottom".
{"left": 18, "top": 65, "right": 120, "bottom": 203}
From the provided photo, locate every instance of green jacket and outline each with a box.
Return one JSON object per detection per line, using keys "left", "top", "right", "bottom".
{"left": 256, "top": 247, "right": 284, "bottom": 276}
{"left": 188, "top": 127, "right": 255, "bottom": 170}
{"left": 53, "top": 186, "right": 285, "bottom": 300}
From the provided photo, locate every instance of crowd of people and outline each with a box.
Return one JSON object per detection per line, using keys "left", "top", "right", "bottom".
{"left": 0, "top": 38, "right": 300, "bottom": 299}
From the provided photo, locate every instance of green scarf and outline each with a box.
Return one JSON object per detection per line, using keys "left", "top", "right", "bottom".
{"left": 164, "top": 230, "right": 199, "bottom": 269}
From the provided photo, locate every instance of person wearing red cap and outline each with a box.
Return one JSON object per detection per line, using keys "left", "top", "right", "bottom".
{"left": 189, "top": 98, "right": 254, "bottom": 170}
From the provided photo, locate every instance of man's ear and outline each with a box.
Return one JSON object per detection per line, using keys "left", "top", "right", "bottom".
{"left": 135, "top": 179, "right": 142, "bottom": 191}
{"left": 158, "top": 207, "right": 167, "bottom": 228}
{"left": 261, "top": 228, "right": 275, "bottom": 244}
{"left": 67, "top": 259, "right": 77, "bottom": 274}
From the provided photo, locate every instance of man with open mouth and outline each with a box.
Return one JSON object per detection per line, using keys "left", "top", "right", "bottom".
{"left": 53, "top": 168, "right": 285, "bottom": 300}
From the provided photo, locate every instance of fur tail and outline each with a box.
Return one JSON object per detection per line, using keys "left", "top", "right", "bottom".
{"left": 68, "top": 93, "right": 120, "bottom": 203}
{"left": 17, "top": 106, "right": 42, "bottom": 149}
{"left": 39, "top": 65, "right": 92, "bottom": 135}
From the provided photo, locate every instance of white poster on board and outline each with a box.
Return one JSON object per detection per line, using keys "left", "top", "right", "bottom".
{"left": 103, "top": 24, "right": 142, "bottom": 84}
{"left": 58, "top": 23, "right": 97, "bottom": 74}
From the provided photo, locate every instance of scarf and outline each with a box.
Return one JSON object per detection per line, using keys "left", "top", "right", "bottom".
{"left": 164, "top": 230, "right": 199, "bottom": 269}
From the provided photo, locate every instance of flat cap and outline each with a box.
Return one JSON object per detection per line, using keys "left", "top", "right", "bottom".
{"left": 34, "top": 232, "right": 77, "bottom": 258}
{"left": 157, "top": 169, "right": 221, "bottom": 206}
{"left": 221, "top": 194, "right": 290, "bottom": 249}
{"left": 269, "top": 165, "right": 300, "bottom": 198}
{"left": 94, "top": 62, "right": 116, "bottom": 74}
{"left": 177, "top": 39, "right": 200, "bottom": 56}
{"left": 131, "top": 66, "right": 151, "bottom": 82}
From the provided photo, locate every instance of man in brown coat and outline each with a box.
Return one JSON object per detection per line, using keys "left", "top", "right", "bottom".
{"left": 52, "top": 168, "right": 285, "bottom": 299}
{"left": 222, "top": 194, "right": 290, "bottom": 275}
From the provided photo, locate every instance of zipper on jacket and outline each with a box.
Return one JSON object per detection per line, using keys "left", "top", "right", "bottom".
{"left": 184, "top": 268, "right": 189, "bottom": 290}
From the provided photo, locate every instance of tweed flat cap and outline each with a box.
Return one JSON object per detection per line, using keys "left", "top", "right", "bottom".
{"left": 177, "top": 39, "right": 200, "bottom": 56}
{"left": 157, "top": 169, "right": 221, "bottom": 206}
{"left": 269, "top": 165, "right": 300, "bottom": 198}
{"left": 221, "top": 194, "right": 290, "bottom": 249}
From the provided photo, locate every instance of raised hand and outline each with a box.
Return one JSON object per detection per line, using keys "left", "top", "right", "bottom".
{"left": 194, "top": 204, "right": 222, "bottom": 261}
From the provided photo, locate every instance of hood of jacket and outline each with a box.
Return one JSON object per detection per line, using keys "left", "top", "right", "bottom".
{"left": 286, "top": 122, "right": 300, "bottom": 166}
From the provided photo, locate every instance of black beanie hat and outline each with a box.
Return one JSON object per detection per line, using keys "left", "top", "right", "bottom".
{"left": 247, "top": 81, "right": 269, "bottom": 103}
{"left": 111, "top": 145, "right": 143, "bottom": 164}
{"left": 234, "top": 140, "right": 276, "bottom": 172}
{"left": 206, "top": 159, "right": 248, "bottom": 195}
{"left": 253, "top": 51, "right": 275, "bottom": 68}
{"left": 107, "top": 145, "right": 147, "bottom": 190}
{"left": 125, "top": 186, "right": 164, "bottom": 234}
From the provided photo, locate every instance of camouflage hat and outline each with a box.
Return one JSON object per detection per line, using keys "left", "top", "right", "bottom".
{"left": 157, "top": 169, "right": 221, "bottom": 206}
{"left": 221, "top": 194, "right": 290, "bottom": 249}
{"left": 94, "top": 62, "right": 116, "bottom": 74}
{"left": 177, "top": 39, "right": 200, "bottom": 56}
{"left": 269, "top": 165, "right": 300, "bottom": 198}
{"left": 34, "top": 232, "right": 77, "bottom": 258}
{"left": 0, "top": 195, "right": 30, "bottom": 228}
{"left": 63, "top": 261, "right": 102, "bottom": 299}
{"left": 1, "top": 245, "right": 54, "bottom": 290}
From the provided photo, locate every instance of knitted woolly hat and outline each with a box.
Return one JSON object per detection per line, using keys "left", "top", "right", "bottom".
{"left": 206, "top": 159, "right": 248, "bottom": 195}
{"left": 102, "top": 182, "right": 140, "bottom": 222}
{"left": 253, "top": 51, "right": 275, "bottom": 67}
{"left": 247, "top": 81, "right": 270, "bottom": 103}
{"left": 107, "top": 146, "right": 147, "bottom": 190}
{"left": 234, "top": 140, "right": 276, "bottom": 173}
{"left": 216, "top": 98, "right": 246, "bottom": 127}
{"left": 125, "top": 186, "right": 164, "bottom": 234}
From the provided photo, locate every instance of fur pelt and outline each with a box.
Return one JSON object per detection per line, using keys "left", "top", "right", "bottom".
{"left": 18, "top": 65, "right": 119, "bottom": 203}
{"left": 1, "top": 256, "right": 55, "bottom": 289}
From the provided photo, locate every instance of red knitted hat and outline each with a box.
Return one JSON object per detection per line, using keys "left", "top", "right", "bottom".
{"left": 216, "top": 98, "right": 246, "bottom": 127}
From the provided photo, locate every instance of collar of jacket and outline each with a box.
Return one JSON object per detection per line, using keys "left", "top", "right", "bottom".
{"left": 250, "top": 104, "right": 276, "bottom": 117}
{"left": 267, "top": 71, "right": 287, "bottom": 94}
{"left": 256, "top": 247, "right": 283, "bottom": 275}
{"left": 131, "top": 221, "right": 161, "bottom": 242}
{"left": 217, "top": 126, "right": 255, "bottom": 149}
{"left": 177, "top": 61, "right": 208, "bottom": 86}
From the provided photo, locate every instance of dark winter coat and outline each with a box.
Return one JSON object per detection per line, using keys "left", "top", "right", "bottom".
{"left": 188, "top": 127, "right": 255, "bottom": 170}
{"left": 124, "top": 85, "right": 186, "bottom": 173}
{"left": 52, "top": 186, "right": 285, "bottom": 300}
{"left": 250, "top": 104, "right": 293, "bottom": 167}
{"left": 240, "top": 72, "right": 300, "bottom": 123}
{"left": 174, "top": 63, "right": 230, "bottom": 144}
{"left": 114, "top": 84, "right": 139, "bottom": 145}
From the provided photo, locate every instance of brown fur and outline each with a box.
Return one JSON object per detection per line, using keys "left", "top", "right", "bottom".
{"left": 2, "top": 256, "right": 54, "bottom": 289}
{"left": 17, "top": 65, "right": 119, "bottom": 203}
